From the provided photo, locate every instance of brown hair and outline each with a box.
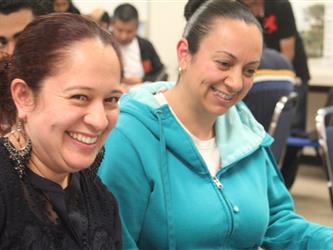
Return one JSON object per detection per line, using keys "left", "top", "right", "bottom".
{"left": 0, "top": 13, "right": 122, "bottom": 134}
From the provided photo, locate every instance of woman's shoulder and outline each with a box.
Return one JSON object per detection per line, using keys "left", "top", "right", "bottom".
{"left": 80, "top": 169, "right": 118, "bottom": 205}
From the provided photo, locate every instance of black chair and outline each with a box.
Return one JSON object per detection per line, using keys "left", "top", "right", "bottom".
{"left": 281, "top": 89, "right": 333, "bottom": 188}
{"left": 316, "top": 106, "right": 333, "bottom": 209}
{"left": 244, "top": 81, "right": 294, "bottom": 131}
{"left": 269, "top": 92, "right": 298, "bottom": 166}
{"left": 243, "top": 78, "right": 296, "bottom": 165}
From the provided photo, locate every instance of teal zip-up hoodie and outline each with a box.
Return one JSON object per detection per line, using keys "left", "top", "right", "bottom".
{"left": 99, "top": 81, "right": 333, "bottom": 250}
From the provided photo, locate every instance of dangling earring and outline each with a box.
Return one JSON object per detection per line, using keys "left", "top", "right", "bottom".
{"left": 3, "top": 120, "right": 32, "bottom": 179}
{"left": 178, "top": 67, "right": 182, "bottom": 73}
{"left": 89, "top": 146, "right": 105, "bottom": 177}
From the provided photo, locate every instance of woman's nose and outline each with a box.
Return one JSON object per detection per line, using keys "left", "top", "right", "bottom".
{"left": 224, "top": 68, "right": 243, "bottom": 92}
{"left": 84, "top": 103, "right": 108, "bottom": 132}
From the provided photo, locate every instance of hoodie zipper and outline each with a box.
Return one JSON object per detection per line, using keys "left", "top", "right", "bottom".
{"left": 212, "top": 175, "right": 235, "bottom": 243}
{"left": 213, "top": 176, "right": 223, "bottom": 189}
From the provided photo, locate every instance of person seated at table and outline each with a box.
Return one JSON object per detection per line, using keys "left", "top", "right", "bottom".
{"left": 111, "top": 3, "right": 166, "bottom": 88}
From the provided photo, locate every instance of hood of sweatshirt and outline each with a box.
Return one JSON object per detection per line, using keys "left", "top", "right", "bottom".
{"left": 119, "top": 81, "right": 272, "bottom": 173}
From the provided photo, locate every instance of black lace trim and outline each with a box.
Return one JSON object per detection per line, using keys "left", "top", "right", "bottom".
{"left": 3, "top": 136, "right": 31, "bottom": 179}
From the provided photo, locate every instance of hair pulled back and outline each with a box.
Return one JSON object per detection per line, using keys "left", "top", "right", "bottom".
{"left": 183, "top": 0, "right": 262, "bottom": 55}
{"left": 0, "top": 13, "right": 121, "bottom": 134}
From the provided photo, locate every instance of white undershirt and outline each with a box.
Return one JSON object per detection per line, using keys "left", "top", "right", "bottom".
{"left": 154, "top": 93, "right": 221, "bottom": 176}
{"left": 119, "top": 37, "right": 144, "bottom": 79}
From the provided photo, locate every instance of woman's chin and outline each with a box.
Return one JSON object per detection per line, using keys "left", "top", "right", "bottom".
{"left": 65, "top": 156, "right": 97, "bottom": 172}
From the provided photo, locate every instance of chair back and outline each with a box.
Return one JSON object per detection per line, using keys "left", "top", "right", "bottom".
{"left": 269, "top": 92, "right": 298, "bottom": 165}
{"left": 244, "top": 80, "right": 294, "bottom": 131}
{"left": 316, "top": 106, "right": 333, "bottom": 209}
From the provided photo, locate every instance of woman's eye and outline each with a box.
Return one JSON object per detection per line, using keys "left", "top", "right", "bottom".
{"left": 105, "top": 96, "right": 120, "bottom": 106}
{"left": 71, "top": 94, "right": 88, "bottom": 101}
{"left": 244, "top": 68, "right": 256, "bottom": 77}
{"left": 0, "top": 37, "right": 8, "bottom": 47}
{"left": 216, "top": 61, "right": 230, "bottom": 69}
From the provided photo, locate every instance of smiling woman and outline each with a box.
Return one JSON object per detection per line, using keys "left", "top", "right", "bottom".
{"left": 98, "top": 0, "right": 333, "bottom": 249}
{"left": 0, "top": 13, "right": 122, "bottom": 249}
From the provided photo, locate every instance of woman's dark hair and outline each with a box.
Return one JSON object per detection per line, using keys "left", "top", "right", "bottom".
{"left": 183, "top": 0, "right": 262, "bottom": 55}
{"left": 0, "top": 13, "right": 121, "bottom": 134}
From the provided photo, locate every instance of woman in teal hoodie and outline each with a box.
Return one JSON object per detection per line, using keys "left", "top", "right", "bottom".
{"left": 99, "top": 0, "right": 333, "bottom": 249}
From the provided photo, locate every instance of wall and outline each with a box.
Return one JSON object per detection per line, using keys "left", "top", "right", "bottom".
{"left": 148, "top": 1, "right": 187, "bottom": 81}
{"left": 291, "top": 1, "right": 333, "bottom": 87}
{"left": 72, "top": 0, "right": 149, "bottom": 21}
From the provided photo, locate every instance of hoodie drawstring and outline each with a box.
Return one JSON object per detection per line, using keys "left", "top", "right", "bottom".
{"left": 155, "top": 110, "right": 176, "bottom": 250}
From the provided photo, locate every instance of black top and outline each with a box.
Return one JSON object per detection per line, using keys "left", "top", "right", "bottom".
{"left": 137, "top": 36, "right": 166, "bottom": 82}
{"left": 259, "top": 0, "right": 310, "bottom": 82}
{"left": 0, "top": 138, "right": 122, "bottom": 250}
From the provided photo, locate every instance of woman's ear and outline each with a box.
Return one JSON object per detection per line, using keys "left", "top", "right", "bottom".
{"left": 176, "top": 38, "right": 191, "bottom": 71}
{"left": 11, "top": 78, "right": 35, "bottom": 120}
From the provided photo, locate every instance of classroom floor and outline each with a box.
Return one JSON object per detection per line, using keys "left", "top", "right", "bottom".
{"left": 291, "top": 163, "right": 333, "bottom": 226}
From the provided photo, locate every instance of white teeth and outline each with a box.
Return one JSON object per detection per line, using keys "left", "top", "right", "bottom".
{"left": 68, "top": 132, "right": 97, "bottom": 144}
{"left": 211, "top": 86, "right": 233, "bottom": 100}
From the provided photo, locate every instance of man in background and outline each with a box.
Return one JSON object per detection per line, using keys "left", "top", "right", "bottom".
{"left": 0, "top": 0, "right": 53, "bottom": 58}
{"left": 111, "top": 3, "right": 166, "bottom": 88}
{"left": 0, "top": 0, "right": 53, "bottom": 133}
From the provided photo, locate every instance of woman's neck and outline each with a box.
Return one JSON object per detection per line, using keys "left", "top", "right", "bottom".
{"left": 164, "top": 86, "right": 216, "bottom": 140}
{"left": 29, "top": 153, "right": 69, "bottom": 189}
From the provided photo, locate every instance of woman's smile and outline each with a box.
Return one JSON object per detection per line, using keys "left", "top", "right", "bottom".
{"left": 68, "top": 131, "right": 98, "bottom": 145}
{"left": 211, "top": 85, "right": 236, "bottom": 101}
